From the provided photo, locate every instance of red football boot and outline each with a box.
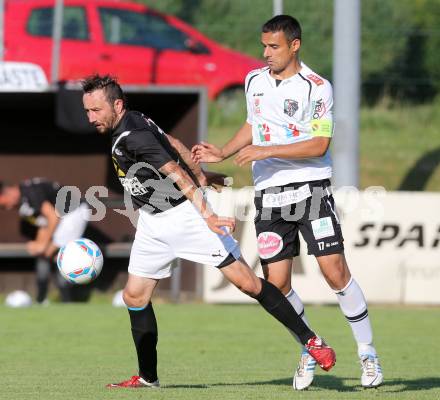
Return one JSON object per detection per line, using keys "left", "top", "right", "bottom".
{"left": 305, "top": 336, "right": 336, "bottom": 371}
{"left": 106, "top": 375, "right": 160, "bottom": 388}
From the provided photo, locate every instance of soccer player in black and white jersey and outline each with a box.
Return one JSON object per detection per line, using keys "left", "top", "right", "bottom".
{"left": 193, "top": 15, "right": 383, "bottom": 389}
{"left": 0, "top": 178, "right": 89, "bottom": 303}
{"left": 81, "top": 74, "right": 336, "bottom": 389}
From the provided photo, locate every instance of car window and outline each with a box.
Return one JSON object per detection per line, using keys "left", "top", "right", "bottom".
{"left": 27, "top": 7, "right": 89, "bottom": 40}
{"left": 99, "top": 7, "right": 208, "bottom": 53}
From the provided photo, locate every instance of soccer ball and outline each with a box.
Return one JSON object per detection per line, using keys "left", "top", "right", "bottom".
{"left": 57, "top": 238, "right": 103, "bottom": 284}
{"left": 5, "top": 290, "right": 33, "bottom": 307}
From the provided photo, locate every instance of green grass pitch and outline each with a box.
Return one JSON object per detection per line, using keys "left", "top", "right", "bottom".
{"left": 1, "top": 303, "right": 439, "bottom": 399}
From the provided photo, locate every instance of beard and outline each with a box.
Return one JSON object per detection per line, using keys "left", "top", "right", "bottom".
{"left": 95, "top": 124, "right": 111, "bottom": 134}
{"left": 95, "top": 110, "right": 118, "bottom": 134}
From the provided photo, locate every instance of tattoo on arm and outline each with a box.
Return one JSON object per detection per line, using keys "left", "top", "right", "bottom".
{"left": 165, "top": 134, "right": 204, "bottom": 181}
{"left": 159, "top": 161, "right": 211, "bottom": 218}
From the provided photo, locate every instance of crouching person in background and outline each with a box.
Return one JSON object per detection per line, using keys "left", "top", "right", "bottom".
{"left": 0, "top": 178, "right": 90, "bottom": 303}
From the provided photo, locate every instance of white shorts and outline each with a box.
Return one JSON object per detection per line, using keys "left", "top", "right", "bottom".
{"left": 52, "top": 203, "right": 90, "bottom": 247}
{"left": 128, "top": 200, "right": 240, "bottom": 279}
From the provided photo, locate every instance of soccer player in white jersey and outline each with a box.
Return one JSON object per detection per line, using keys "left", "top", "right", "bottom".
{"left": 192, "top": 15, "right": 383, "bottom": 390}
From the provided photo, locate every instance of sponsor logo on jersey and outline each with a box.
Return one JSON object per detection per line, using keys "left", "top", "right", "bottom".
{"left": 283, "top": 99, "right": 298, "bottom": 117}
{"left": 311, "top": 217, "right": 335, "bottom": 239}
{"left": 254, "top": 98, "right": 261, "bottom": 115}
{"left": 253, "top": 92, "right": 264, "bottom": 97}
{"left": 307, "top": 73, "right": 324, "bottom": 86}
{"left": 257, "top": 232, "right": 283, "bottom": 259}
{"left": 282, "top": 123, "right": 300, "bottom": 138}
{"left": 119, "top": 177, "right": 149, "bottom": 196}
{"left": 312, "top": 98, "right": 327, "bottom": 119}
{"left": 258, "top": 123, "right": 271, "bottom": 142}
{"left": 262, "top": 184, "right": 311, "bottom": 208}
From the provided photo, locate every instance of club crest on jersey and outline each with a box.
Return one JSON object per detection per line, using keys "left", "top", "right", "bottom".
{"left": 283, "top": 99, "right": 298, "bottom": 117}
{"left": 258, "top": 123, "right": 271, "bottom": 142}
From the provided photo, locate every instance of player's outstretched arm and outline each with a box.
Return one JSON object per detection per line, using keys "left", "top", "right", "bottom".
{"left": 165, "top": 134, "right": 228, "bottom": 191}
{"left": 159, "top": 160, "right": 235, "bottom": 236}
{"left": 191, "top": 122, "right": 252, "bottom": 164}
{"left": 165, "top": 133, "right": 205, "bottom": 184}
{"left": 234, "top": 136, "right": 331, "bottom": 166}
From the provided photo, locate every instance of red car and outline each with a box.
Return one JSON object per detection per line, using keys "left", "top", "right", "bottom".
{"left": 4, "top": 0, "right": 263, "bottom": 98}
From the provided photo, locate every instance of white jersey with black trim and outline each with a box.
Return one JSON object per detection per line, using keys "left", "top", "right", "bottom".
{"left": 245, "top": 63, "right": 334, "bottom": 190}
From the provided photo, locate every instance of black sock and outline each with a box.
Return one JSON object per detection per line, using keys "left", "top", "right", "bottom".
{"left": 55, "top": 262, "right": 73, "bottom": 302}
{"left": 35, "top": 257, "right": 50, "bottom": 303}
{"left": 128, "top": 303, "right": 158, "bottom": 382}
{"left": 36, "top": 280, "right": 48, "bottom": 303}
{"left": 253, "top": 278, "right": 315, "bottom": 345}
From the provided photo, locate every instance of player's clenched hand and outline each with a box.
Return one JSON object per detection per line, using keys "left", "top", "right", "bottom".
{"left": 234, "top": 145, "right": 269, "bottom": 166}
{"left": 191, "top": 142, "right": 224, "bottom": 163}
{"left": 205, "top": 214, "right": 236, "bottom": 236}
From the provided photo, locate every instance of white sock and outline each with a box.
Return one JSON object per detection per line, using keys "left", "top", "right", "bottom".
{"left": 286, "top": 288, "right": 310, "bottom": 347}
{"left": 335, "top": 278, "right": 376, "bottom": 358}
{"left": 358, "top": 343, "right": 377, "bottom": 358}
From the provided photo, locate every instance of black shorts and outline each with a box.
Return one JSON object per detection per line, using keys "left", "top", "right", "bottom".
{"left": 254, "top": 179, "right": 344, "bottom": 264}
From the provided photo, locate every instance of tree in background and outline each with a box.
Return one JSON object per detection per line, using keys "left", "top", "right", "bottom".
{"left": 142, "top": 0, "right": 440, "bottom": 104}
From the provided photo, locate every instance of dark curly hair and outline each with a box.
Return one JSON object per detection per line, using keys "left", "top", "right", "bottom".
{"left": 81, "top": 74, "right": 127, "bottom": 108}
